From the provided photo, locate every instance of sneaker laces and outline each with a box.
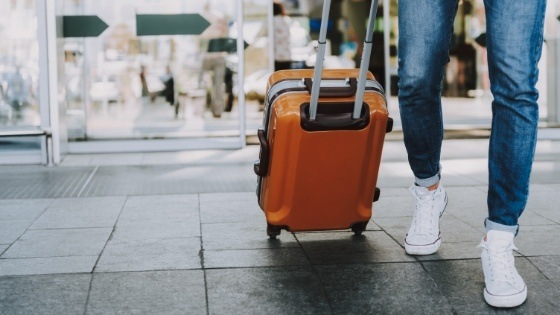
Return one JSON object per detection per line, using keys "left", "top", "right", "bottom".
{"left": 409, "top": 186, "right": 439, "bottom": 236}
{"left": 478, "top": 241, "right": 519, "bottom": 285}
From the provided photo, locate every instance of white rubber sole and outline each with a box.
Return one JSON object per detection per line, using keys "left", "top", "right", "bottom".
{"left": 405, "top": 193, "right": 448, "bottom": 256}
{"left": 484, "top": 285, "right": 527, "bottom": 308}
{"left": 405, "top": 238, "right": 441, "bottom": 255}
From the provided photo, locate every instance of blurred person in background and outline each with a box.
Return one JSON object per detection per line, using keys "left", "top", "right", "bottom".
{"left": 273, "top": 1, "right": 292, "bottom": 71}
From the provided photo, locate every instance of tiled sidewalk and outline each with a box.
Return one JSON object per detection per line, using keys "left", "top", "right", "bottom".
{"left": 1, "top": 140, "right": 560, "bottom": 314}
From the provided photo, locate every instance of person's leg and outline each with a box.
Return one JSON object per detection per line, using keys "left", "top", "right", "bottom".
{"left": 224, "top": 67, "right": 234, "bottom": 112}
{"left": 484, "top": 0, "right": 545, "bottom": 234}
{"left": 481, "top": 0, "right": 546, "bottom": 308}
{"left": 398, "top": 0, "right": 458, "bottom": 255}
{"left": 398, "top": 0, "right": 458, "bottom": 187}
{"left": 210, "top": 55, "right": 226, "bottom": 118}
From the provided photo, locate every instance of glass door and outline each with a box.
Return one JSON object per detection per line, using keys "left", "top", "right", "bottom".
{"left": 64, "top": 0, "right": 248, "bottom": 152}
{"left": 0, "top": 0, "right": 44, "bottom": 164}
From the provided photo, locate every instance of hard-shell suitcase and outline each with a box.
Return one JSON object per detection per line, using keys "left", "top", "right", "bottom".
{"left": 254, "top": 0, "right": 392, "bottom": 238}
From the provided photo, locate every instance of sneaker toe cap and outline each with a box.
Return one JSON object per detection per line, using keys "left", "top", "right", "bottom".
{"left": 405, "top": 234, "right": 439, "bottom": 246}
{"left": 486, "top": 281, "right": 526, "bottom": 297}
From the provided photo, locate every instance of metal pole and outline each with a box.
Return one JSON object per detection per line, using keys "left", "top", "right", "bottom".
{"left": 353, "top": 0, "right": 379, "bottom": 119}
{"left": 383, "top": 0, "right": 391, "bottom": 102}
{"left": 309, "top": 0, "right": 332, "bottom": 121}
{"left": 267, "top": 0, "right": 275, "bottom": 73}
{"left": 237, "top": 0, "right": 247, "bottom": 146}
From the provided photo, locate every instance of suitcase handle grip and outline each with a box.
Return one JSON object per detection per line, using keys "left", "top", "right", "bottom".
{"left": 300, "top": 102, "right": 369, "bottom": 132}
{"left": 303, "top": 78, "right": 357, "bottom": 98}
{"left": 254, "top": 128, "right": 270, "bottom": 177}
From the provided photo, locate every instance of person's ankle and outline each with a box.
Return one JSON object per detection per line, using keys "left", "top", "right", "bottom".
{"left": 427, "top": 181, "right": 439, "bottom": 191}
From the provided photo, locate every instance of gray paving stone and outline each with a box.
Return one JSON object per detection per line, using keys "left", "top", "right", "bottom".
{"left": 529, "top": 183, "right": 560, "bottom": 194}
{"left": 111, "top": 220, "right": 201, "bottom": 240}
{"left": 443, "top": 158, "right": 489, "bottom": 185}
{"left": 422, "top": 258, "right": 560, "bottom": 314}
{"left": 3, "top": 228, "right": 112, "bottom": 258}
{"left": 119, "top": 195, "right": 199, "bottom": 222}
{"left": 444, "top": 186, "right": 488, "bottom": 219}
{"left": 515, "top": 225, "right": 560, "bottom": 256}
{"left": 444, "top": 170, "right": 488, "bottom": 187}
{"left": 441, "top": 139, "right": 489, "bottom": 160}
{"left": 315, "top": 263, "right": 453, "bottom": 314}
{"left": 517, "top": 210, "right": 559, "bottom": 226}
{"left": 373, "top": 187, "right": 408, "bottom": 197}
{"left": 380, "top": 141, "right": 408, "bottom": 162}
{"left": 366, "top": 219, "right": 383, "bottom": 231}
{"left": 530, "top": 160, "right": 560, "bottom": 184}
{"left": 440, "top": 216, "right": 484, "bottom": 243}
{"left": 86, "top": 270, "right": 206, "bottom": 315}
{"left": 206, "top": 267, "right": 331, "bottom": 315}
{"left": 201, "top": 221, "right": 299, "bottom": 250}
{"left": 203, "top": 248, "right": 310, "bottom": 268}
{"left": 199, "top": 191, "right": 257, "bottom": 204}
{"left": 30, "top": 197, "right": 125, "bottom": 229}
{"left": 0, "top": 274, "right": 91, "bottom": 315}
{"left": 373, "top": 189, "right": 415, "bottom": 218}
{"left": 527, "top": 256, "right": 560, "bottom": 287}
{"left": 0, "top": 199, "right": 51, "bottom": 220}
{"left": 415, "top": 242, "right": 483, "bottom": 261}
{"left": 200, "top": 193, "right": 264, "bottom": 224}
{"left": 378, "top": 166, "right": 484, "bottom": 188}
{"left": 526, "top": 185, "right": 560, "bottom": 223}
{"left": 0, "top": 256, "right": 97, "bottom": 276}
{"left": 0, "top": 245, "right": 7, "bottom": 254}
{"left": 377, "top": 162, "right": 415, "bottom": 188}
{"left": 296, "top": 231, "right": 415, "bottom": 264}
{"left": 373, "top": 214, "right": 482, "bottom": 246}
{"left": 95, "top": 237, "right": 202, "bottom": 272}
{"left": 371, "top": 216, "right": 410, "bottom": 245}
{"left": 0, "top": 219, "right": 33, "bottom": 245}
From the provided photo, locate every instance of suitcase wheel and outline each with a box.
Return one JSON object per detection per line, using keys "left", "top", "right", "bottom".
{"left": 267, "top": 224, "right": 281, "bottom": 239}
{"left": 351, "top": 222, "right": 368, "bottom": 235}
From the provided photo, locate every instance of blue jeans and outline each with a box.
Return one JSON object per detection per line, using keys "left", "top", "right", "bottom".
{"left": 397, "top": 0, "right": 546, "bottom": 234}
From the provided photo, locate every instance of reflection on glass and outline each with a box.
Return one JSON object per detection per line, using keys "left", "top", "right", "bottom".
{"left": 0, "top": 1, "right": 39, "bottom": 128}
{"left": 65, "top": 0, "right": 257, "bottom": 141}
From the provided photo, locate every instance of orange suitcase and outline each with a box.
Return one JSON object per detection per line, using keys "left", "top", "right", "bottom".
{"left": 254, "top": 0, "right": 392, "bottom": 238}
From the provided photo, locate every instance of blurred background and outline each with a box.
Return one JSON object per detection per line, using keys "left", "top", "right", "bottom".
{"left": 1, "top": 0, "right": 560, "bottom": 164}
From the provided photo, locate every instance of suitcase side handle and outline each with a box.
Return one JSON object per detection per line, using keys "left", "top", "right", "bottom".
{"left": 254, "top": 128, "right": 270, "bottom": 177}
{"left": 303, "top": 78, "right": 357, "bottom": 98}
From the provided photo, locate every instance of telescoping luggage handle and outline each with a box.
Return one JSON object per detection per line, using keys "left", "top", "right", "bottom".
{"left": 309, "top": 0, "right": 379, "bottom": 121}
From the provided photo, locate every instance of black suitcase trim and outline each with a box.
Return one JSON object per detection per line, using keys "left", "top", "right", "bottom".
{"left": 300, "top": 102, "right": 370, "bottom": 132}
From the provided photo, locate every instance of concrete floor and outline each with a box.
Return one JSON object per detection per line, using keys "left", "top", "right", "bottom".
{"left": 1, "top": 139, "right": 560, "bottom": 314}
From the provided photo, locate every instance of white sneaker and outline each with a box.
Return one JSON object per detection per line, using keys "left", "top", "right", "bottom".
{"left": 404, "top": 184, "right": 448, "bottom": 255}
{"left": 479, "top": 230, "right": 527, "bottom": 308}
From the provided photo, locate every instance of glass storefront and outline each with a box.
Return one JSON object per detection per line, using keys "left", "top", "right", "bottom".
{"left": 64, "top": 0, "right": 248, "bottom": 144}
{"left": 1, "top": 0, "right": 559, "bottom": 165}
{"left": 0, "top": 0, "right": 40, "bottom": 127}
{"left": 0, "top": 0, "right": 43, "bottom": 162}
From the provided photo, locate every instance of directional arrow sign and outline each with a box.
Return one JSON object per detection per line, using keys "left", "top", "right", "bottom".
{"left": 136, "top": 14, "right": 211, "bottom": 36}
{"left": 63, "top": 15, "right": 109, "bottom": 38}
